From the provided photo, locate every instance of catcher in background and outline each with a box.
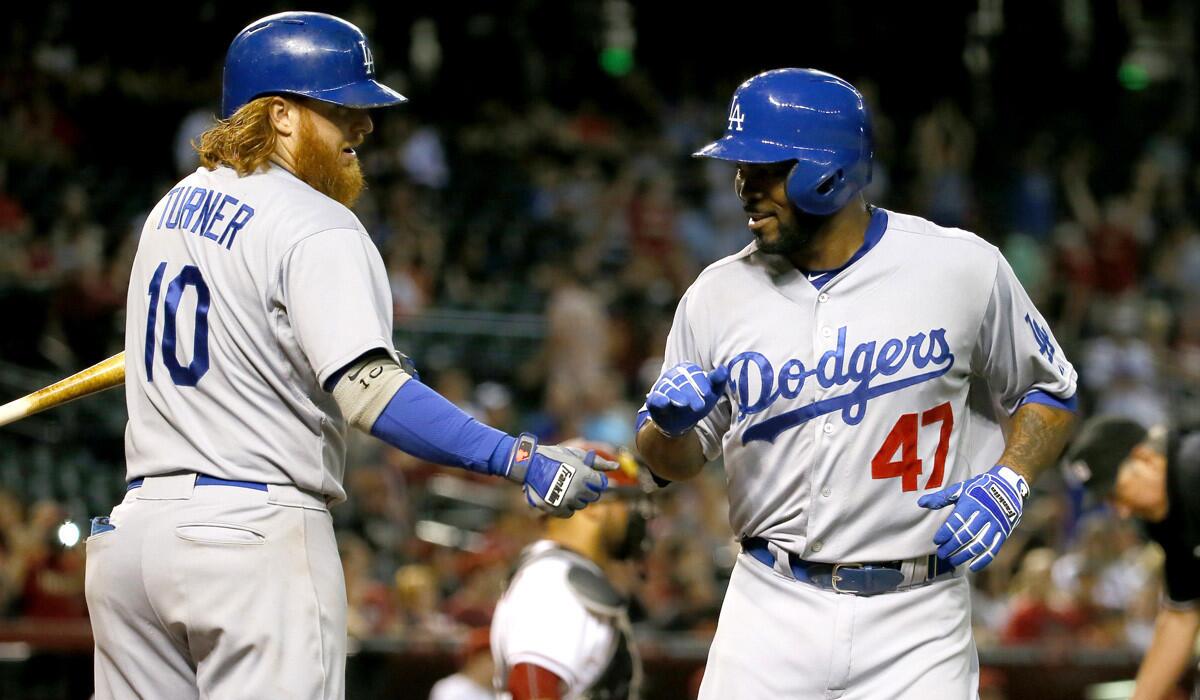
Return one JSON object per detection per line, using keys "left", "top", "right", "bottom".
{"left": 1064, "top": 416, "right": 1200, "bottom": 700}
{"left": 491, "top": 444, "right": 657, "bottom": 700}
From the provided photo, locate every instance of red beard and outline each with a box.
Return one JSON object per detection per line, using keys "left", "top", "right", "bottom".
{"left": 293, "top": 112, "right": 365, "bottom": 208}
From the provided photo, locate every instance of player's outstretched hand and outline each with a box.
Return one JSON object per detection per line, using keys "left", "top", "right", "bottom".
{"left": 501, "top": 433, "right": 617, "bottom": 518}
{"left": 646, "top": 363, "right": 729, "bottom": 437}
{"left": 917, "top": 465, "right": 1029, "bottom": 572}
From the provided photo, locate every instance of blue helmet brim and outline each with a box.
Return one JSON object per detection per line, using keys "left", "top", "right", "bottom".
{"left": 693, "top": 133, "right": 834, "bottom": 167}
{"left": 299, "top": 78, "right": 408, "bottom": 110}
{"left": 223, "top": 79, "right": 408, "bottom": 118}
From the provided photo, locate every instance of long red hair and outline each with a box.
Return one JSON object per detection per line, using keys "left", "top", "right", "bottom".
{"left": 194, "top": 97, "right": 278, "bottom": 175}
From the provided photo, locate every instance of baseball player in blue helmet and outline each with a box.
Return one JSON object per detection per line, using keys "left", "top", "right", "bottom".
{"left": 84, "top": 12, "right": 614, "bottom": 700}
{"left": 636, "top": 68, "right": 1079, "bottom": 697}
{"left": 219, "top": 12, "right": 408, "bottom": 119}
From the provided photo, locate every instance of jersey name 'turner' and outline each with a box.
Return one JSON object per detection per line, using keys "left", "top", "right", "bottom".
{"left": 155, "top": 185, "right": 256, "bottom": 250}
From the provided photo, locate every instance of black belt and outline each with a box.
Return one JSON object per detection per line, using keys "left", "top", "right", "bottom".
{"left": 741, "top": 537, "right": 955, "bottom": 596}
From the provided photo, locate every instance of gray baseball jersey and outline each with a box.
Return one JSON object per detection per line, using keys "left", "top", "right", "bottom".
{"left": 659, "top": 208, "right": 1076, "bottom": 562}
{"left": 124, "top": 165, "right": 396, "bottom": 502}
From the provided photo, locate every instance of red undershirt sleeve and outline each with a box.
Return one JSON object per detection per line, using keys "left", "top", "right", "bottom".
{"left": 509, "top": 662, "right": 564, "bottom": 700}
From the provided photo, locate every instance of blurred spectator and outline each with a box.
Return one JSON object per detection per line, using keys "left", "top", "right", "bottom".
{"left": 1061, "top": 147, "right": 1151, "bottom": 298}
{"left": 428, "top": 627, "right": 493, "bottom": 700}
{"left": 173, "top": 107, "right": 217, "bottom": 176}
{"left": 1001, "top": 548, "right": 1088, "bottom": 648}
{"left": 0, "top": 489, "right": 26, "bottom": 614}
{"left": 379, "top": 181, "right": 443, "bottom": 319}
{"left": 0, "top": 163, "right": 29, "bottom": 239}
{"left": 400, "top": 126, "right": 450, "bottom": 191}
{"left": 1009, "top": 133, "right": 1058, "bottom": 243}
{"left": 442, "top": 550, "right": 507, "bottom": 629}
{"left": 341, "top": 466, "right": 410, "bottom": 579}
{"left": 1003, "top": 233, "right": 1052, "bottom": 306}
{"left": 473, "top": 381, "right": 517, "bottom": 435}
{"left": 1150, "top": 220, "right": 1200, "bottom": 303}
{"left": 393, "top": 563, "right": 460, "bottom": 644}
{"left": 1080, "top": 296, "right": 1169, "bottom": 426}
{"left": 978, "top": 666, "right": 1009, "bottom": 700}
{"left": 14, "top": 501, "right": 86, "bottom": 619}
{"left": 1143, "top": 118, "right": 1191, "bottom": 218}
{"left": 541, "top": 254, "right": 613, "bottom": 438}
{"left": 1169, "top": 302, "right": 1200, "bottom": 427}
{"left": 912, "top": 99, "right": 976, "bottom": 229}
{"left": 627, "top": 172, "right": 690, "bottom": 290}
{"left": 49, "top": 182, "right": 121, "bottom": 365}
{"left": 676, "top": 176, "right": 732, "bottom": 266}
{"left": 855, "top": 78, "right": 894, "bottom": 207}
{"left": 342, "top": 533, "right": 395, "bottom": 641}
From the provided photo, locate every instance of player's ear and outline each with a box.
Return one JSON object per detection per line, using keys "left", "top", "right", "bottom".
{"left": 266, "top": 96, "right": 299, "bottom": 137}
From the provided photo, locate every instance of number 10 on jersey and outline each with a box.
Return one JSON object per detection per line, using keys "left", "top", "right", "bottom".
{"left": 870, "top": 402, "right": 953, "bottom": 492}
{"left": 144, "top": 262, "right": 211, "bottom": 386}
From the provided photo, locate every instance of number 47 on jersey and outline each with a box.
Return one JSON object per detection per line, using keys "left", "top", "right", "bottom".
{"left": 870, "top": 402, "right": 953, "bottom": 492}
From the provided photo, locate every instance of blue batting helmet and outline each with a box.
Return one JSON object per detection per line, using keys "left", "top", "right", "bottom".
{"left": 694, "top": 68, "right": 873, "bottom": 216}
{"left": 221, "top": 12, "right": 407, "bottom": 119}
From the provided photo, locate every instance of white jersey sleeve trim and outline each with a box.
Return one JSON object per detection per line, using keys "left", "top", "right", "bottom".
{"left": 315, "top": 340, "right": 396, "bottom": 390}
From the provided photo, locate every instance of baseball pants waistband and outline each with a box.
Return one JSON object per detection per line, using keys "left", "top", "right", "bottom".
{"left": 741, "top": 537, "right": 958, "bottom": 596}
{"left": 125, "top": 473, "right": 331, "bottom": 510}
{"left": 127, "top": 475, "right": 267, "bottom": 492}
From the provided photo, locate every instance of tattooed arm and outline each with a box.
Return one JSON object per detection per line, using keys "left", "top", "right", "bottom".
{"left": 998, "top": 402, "right": 1077, "bottom": 483}
{"left": 916, "top": 402, "right": 1076, "bottom": 571}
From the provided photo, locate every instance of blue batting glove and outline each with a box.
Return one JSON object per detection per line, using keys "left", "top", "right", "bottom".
{"left": 502, "top": 434, "right": 616, "bottom": 518}
{"left": 645, "top": 363, "right": 729, "bottom": 437}
{"left": 917, "top": 464, "right": 1029, "bottom": 572}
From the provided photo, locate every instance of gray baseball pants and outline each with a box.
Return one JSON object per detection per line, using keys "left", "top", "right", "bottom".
{"left": 85, "top": 473, "right": 345, "bottom": 700}
{"left": 699, "top": 550, "right": 979, "bottom": 699}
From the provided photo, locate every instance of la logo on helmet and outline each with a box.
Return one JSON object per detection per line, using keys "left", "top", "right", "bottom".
{"left": 359, "top": 40, "right": 375, "bottom": 75}
{"left": 728, "top": 100, "right": 745, "bottom": 131}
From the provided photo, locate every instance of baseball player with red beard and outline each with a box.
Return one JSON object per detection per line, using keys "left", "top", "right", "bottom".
{"left": 635, "top": 68, "right": 1078, "bottom": 698}
{"left": 83, "top": 13, "right": 613, "bottom": 700}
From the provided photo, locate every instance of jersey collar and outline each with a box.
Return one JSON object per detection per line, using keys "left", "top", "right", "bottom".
{"left": 803, "top": 207, "right": 889, "bottom": 290}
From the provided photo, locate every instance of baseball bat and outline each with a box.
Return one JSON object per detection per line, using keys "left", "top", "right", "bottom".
{"left": 0, "top": 352, "right": 126, "bottom": 427}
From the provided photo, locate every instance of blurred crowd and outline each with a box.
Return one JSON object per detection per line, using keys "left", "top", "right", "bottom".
{"left": 1, "top": 4, "right": 1199, "bottom": 693}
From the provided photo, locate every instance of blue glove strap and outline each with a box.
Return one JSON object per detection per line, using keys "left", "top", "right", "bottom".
{"left": 636, "top": 409, "right": 651, "bottom": 433}
{"left": 369, "top": 380, "right": 513, "bottom": 476}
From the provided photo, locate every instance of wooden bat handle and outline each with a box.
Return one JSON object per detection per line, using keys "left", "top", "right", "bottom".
{"left": 0, "top": 352, "right": 126, "bottom": 427}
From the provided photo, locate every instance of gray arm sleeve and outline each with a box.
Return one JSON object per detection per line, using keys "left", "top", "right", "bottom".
{"left": 330, "top": 354, "right": 414, "bottom": 432}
